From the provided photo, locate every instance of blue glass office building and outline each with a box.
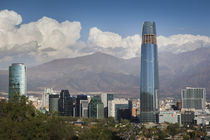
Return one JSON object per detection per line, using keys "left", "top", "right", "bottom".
{"left": 140, "top": 21, "right": 159, "bottom": 123}
{"left": 9, "top": 63, "right": 27, "bottom": 100}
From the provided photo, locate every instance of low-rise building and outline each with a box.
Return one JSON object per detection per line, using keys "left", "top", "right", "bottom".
{"left": 194, "top": 110, "right": 210, "bottom": 126}
{"left": 181, "top": 111, "right": 195, "bottom": 126}
{"left": 159, "top": 111, "right": 181, "bottom": 125}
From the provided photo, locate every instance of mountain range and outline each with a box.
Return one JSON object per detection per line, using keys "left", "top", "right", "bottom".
{"left": 1, "top": 47, "right": 210, "bottom": 99}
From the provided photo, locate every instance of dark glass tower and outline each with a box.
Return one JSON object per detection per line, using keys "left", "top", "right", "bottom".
{"left": 140, "top": 21, "right": 159, "bottom": 123}
{"left": 58, "top": 90, "right": 73, "bottom": 116}
{"left": 75, "top": 94, "right": 87, "bottom": 117}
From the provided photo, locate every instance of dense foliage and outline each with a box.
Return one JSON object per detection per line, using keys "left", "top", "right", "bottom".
{"left": 0, "top": 95, "right": 75, "bottom": 140}
{"left": 0, "top": 95, "right": 121, "bottom": 140}
{"left": 0, "top": 95, "right": 207, "bottom": 140}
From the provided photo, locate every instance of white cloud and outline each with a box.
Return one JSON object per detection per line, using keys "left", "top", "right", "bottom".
{"left": 88, "top": 27, "right": 210, "bottom": 58}
{"left": 0, "top": 9, "right": 210, "bottom": 68}
{"left": 88, "top": 27, "right": 123, "bottom": 48}
{"left": 157, "top": 34, "right": 210, "bottom": 53}
{"left": 0, "top": 9, "right": 83, "bottom": 66}
{"left": 0, "top": 9, "right": 22, "bottom": 31}
{"left": 88, "top": 27, "right": 141, "bottom": 58}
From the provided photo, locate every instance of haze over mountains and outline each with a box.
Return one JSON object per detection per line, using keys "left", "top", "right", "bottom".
{"left": 0, "top": 47, "right": 210, "bottom": 98}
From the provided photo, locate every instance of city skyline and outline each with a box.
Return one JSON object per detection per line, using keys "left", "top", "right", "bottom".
{"left": 0, "top": 0, "right": 209, "bottom": 68}
{"left": 0, "top": 0, "right": 209, "bottom": 104}
{"left": 1, "top": 0, "right": 210, "bottom": 139}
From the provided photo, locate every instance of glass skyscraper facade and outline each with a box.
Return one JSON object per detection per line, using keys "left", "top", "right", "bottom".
{"left": 181, "top": 87, "right": 206, "bottom": 110}
{"left": 58, "top": 90, "right": 73, "bottom": 116}
{"left": 140, "top": 21, "right": 159, "bottom": 123}
{"left": 88, "top": 96, "right": 104, "bottom": 119}
{"left": 49, "top": 94, "right": 59, "bottom": 112}
{"left": 76, "top": 94, "right": 88, "bottom": 117}
{"left": 115, "top": 104, "right": 128, "bottom": 120}
{"left": 9, "top": 63, "right": 27, "bottom": 100}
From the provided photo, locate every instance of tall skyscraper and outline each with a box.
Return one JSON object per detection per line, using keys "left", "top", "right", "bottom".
{"left": 140, "top": 21, "right": 159, "bottom": 123}
{"left": 9, "top": 63, "right": 27, "bottom": 100}
{"left": 58, "top": 90, "right": 73, "bottom": 116}
{"left": 181, "top": 87, "right": 206, "bottom": 110}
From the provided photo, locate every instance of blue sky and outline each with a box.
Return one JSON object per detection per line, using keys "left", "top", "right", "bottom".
{"left": 0, "top": 0, "right": 209, "bottom": 68}
{"left": 1, "top": 0, "right": 210, "bottom": 40}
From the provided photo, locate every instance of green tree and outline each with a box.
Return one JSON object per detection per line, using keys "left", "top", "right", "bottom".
{"left": 0, "top": 94, "right": 76, "bottom": 140}
{"left": 141, "top": 127, "right": 153, "bottom": 139}
{"left": 79, "top": 125, "right": 122, "bottom": 140}
{"left": 183, "top": 134, "right": 190, "bottom": 140}
{"left": 155, "top": 128, "right": 169, "bottom": 140}
{"left": 167, "top": 123, "right": 180, "bottom": 139}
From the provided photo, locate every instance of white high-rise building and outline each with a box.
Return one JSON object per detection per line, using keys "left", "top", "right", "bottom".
{"left": 101, "top": 93, "right": 108, "bottom": 108}
{"left": 41, "top": 88, "right": 55, "bottom": 111}
{"left": 80, "top": 100, "right": 88, "bottom": 118}
{"left": 108, "top": 98, "right": 128, "bottom": 118}
{"left": 101, "top": 93, "right": 114, "bottom": 118}
{"left": 181, "top": 87, "right": 206, "bottom": 111}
